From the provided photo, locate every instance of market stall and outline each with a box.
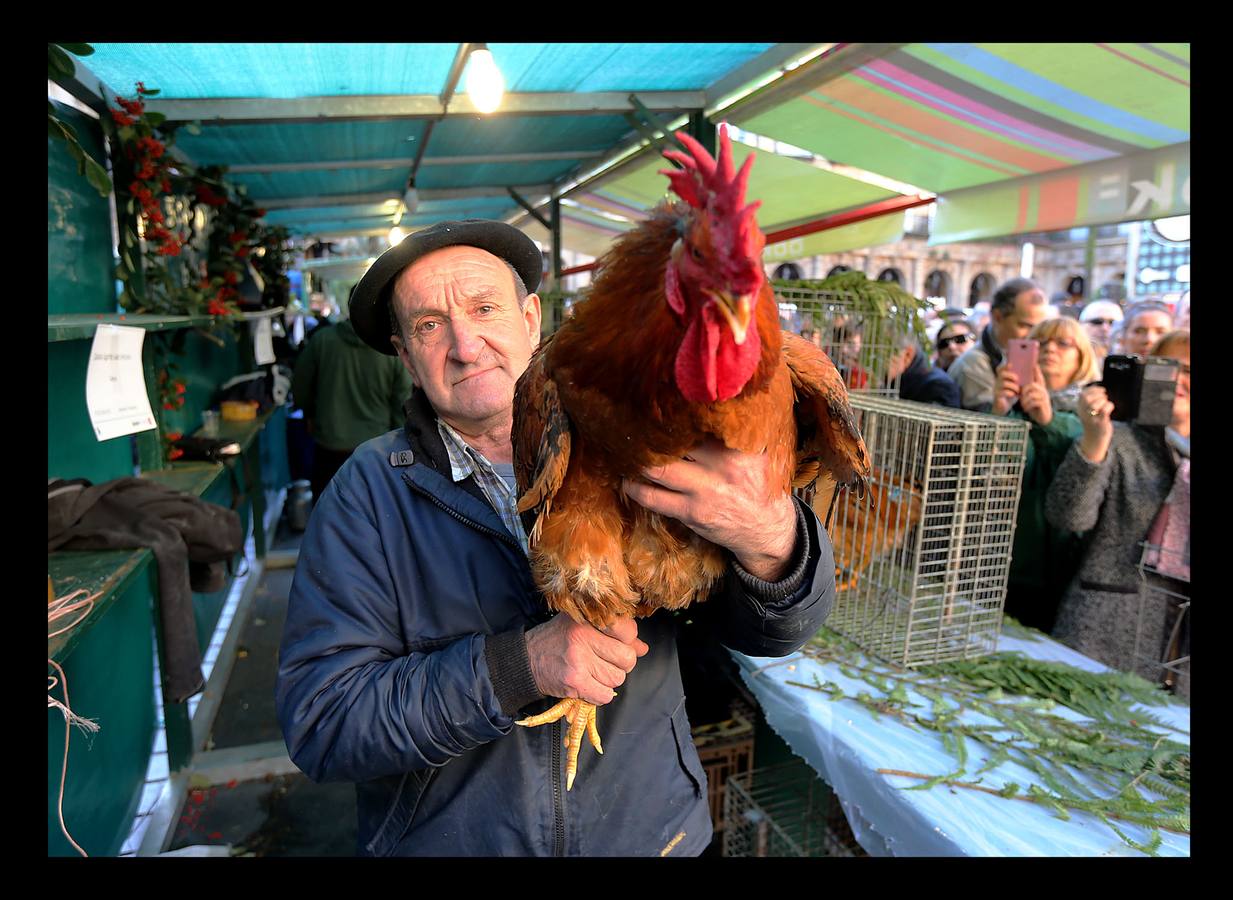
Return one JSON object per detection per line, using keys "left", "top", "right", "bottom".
{"left": 48, "top": 41, "right": 1190, "bottom": 859}
{"left": 734, "top": 622, "right": 1189, "bottom": 857}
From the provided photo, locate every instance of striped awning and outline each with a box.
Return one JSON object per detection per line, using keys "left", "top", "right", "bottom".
{"left": 729, "top": 43, "right": 1189, "bottom": 242}
{"left": 520, "top": 140, "right": 905, "bottom": 261}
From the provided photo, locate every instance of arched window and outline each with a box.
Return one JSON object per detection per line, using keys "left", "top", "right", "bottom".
{"left": 876, "top": 267, "right": 903, "bottom": 286}
{"left": 969, "top": 272, "right": 995, "bottom": 306}
{"left": 827, "top": 265, "right": 852, "bottom": 278}
{"left": 773, "top": 263, "right": 804, "bottom": 281}
{"left": 924, "top": 270, "right": 952, "bottom": 304}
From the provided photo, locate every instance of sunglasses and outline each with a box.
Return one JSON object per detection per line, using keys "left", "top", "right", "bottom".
{"left": 1040, "top": 338, "right": 1077, "bottom": 350}
{"left": 1085, "top": 318, "right": 1116, "bottom": 326}
{"left": 937, "top": 333, "right": 975, "bottom": 350}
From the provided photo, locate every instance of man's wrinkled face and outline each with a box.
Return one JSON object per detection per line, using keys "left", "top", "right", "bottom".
{"left": 992, "top": 289, "right": 1047, "bottom": 345}
{"left": 390, "top": 246, "right": 541, "bottom": 434}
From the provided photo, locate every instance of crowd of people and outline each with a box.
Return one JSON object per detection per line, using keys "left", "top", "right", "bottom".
{"left": 798, "top": 279, "right": 1190, "bottom": 698}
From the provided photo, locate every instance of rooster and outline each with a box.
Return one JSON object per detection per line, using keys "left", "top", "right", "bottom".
{"left": 825, "top": 469, "right": 923, "bottom": 592}
{"left": 511, "top": 126, "right": 871, "bottom": 790}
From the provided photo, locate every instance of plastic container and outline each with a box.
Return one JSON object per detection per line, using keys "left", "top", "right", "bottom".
{"left": 221, "top": 400, "right": 259, "bottom": 422}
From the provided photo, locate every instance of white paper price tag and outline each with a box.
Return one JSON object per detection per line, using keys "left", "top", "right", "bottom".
{"left": 85, "top": 323, "right": 157, "bottom": 441}
{"left": 254, "top": 316, "right": 276, "bottom": 365}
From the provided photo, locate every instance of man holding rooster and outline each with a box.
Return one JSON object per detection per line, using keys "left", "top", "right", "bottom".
{"left": 278, "top": 144, "right": 847, "bottom": 856}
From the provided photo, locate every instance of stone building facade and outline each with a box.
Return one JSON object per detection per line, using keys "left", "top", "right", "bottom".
{"left": 773, "top": 230, "right": 1133, "bottom": 309}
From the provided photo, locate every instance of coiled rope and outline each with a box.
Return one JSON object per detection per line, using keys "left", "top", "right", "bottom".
{"left": 48, "top": 588, "right": 102, "bottom": 857}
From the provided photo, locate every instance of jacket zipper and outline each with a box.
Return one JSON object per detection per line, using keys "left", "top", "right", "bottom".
{"left": 404, "top": 476, "right": 523, "bottom": 550}
{"left": 552, "top": 721, "right": 565, "bottom": 856}
{"left": 404, "top": 473, "right": 565, "bottom": 853}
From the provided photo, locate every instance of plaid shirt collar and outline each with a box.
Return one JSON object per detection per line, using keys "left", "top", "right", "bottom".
{"left": 436, "top": 419, "right": 528, "bottom": 554}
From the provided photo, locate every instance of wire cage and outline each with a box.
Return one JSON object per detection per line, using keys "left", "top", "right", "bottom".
{"left": 721, "top": 760, "right": 867, "bottom": 857}
{"left": 774, "top": 284, "right": 923, "bottom": 398}
{"left": 803, "top": 395, "right": 1030, "bottom": 667}
{"left": 1135, "top": 541, "right": 1190, "bottom": 701}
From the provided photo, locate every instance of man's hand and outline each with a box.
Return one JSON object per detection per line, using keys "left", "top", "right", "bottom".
{"left": 621, "top": 438, "right": 798, "bottom": 581}
{"left": 523, "top": 615, "right": 648, "bottom": 706}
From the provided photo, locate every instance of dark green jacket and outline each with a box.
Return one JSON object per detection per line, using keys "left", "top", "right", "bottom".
{"left": 1004, "top": 407, "right": 1088, "bottom": 632}
{"left": 291, "top": 320, "right": 413, "bottom": 452}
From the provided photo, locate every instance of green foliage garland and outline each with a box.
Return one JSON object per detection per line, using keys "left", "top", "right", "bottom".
{"left": 47, "top": 44, "right": 112, "bottom": 198}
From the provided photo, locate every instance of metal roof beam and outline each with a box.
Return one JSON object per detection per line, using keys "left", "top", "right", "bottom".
{"left": 141, "top": 91, "right": 706, "bottom": 124}
{"left": 228, "top": 150, "right": 604, "bottom": 174}
{"left": 268, "top": 213, "right": 397, "bottom": 228}
{"left": 57, "top": 52, "right": 116, "bottom": 114}
{"left": 704, "top": 43, "right": 837, "bottom": 112}
{"left": 440, "top": 43, "right": 475, "bottom": 108}
{"left": 255, "top": 184, "right": 551, "bottom": 209}
{"left": 507, "top": 188, "right": 550, "bottom": 230}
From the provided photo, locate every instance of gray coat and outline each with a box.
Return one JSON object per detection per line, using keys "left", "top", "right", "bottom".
{"left": 1044, "top": 424, "right": 1185, "bottom": 695}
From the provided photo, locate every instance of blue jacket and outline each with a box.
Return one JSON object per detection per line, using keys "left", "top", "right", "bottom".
{"left": 276, "top": 388, "right": 837, "bottom": 856}
{"left": 898, "top": 347, "right": 961, "bottom": 408}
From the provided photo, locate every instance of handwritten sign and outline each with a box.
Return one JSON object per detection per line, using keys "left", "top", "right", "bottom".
{"left": 85, "top": 324, "right": 157, "bottom": 441}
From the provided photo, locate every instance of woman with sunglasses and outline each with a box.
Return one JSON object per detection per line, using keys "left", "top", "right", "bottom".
{"left": 991, "top": 317, "right": 1101, "bottom": 633}
{"left": 933, "top": 321, "right": 976, "bottom": 372}
{"left": 1045, "top": 331, "right": 1190, "bottom": 699}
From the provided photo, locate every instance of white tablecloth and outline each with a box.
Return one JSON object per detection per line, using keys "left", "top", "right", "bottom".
{"left": 732, "top": 627, "right": 1190, "bottom": 857}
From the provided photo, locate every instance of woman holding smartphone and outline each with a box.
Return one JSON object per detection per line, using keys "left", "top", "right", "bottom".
{"left": 1045, "top": 331, "right": 1189, "bottom": 698}
{"left": 991, "top": 317, "right": 1101, "bottom": 633}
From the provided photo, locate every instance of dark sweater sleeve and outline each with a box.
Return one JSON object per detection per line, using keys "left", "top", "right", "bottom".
{"left": 482, "top": 498, "right": 830, "bottom": 711}
{"left": 483, "top": 628, "right": 545, "bottom": 718}
{"left": 695, "top": 495, "right": 836, "bottom": 658}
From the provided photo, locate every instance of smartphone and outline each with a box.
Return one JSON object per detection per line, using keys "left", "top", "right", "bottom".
{"left": 1101, "top": 354, "right": 1179, "bottom": 424}
{"left": 1006, "top": 339, "right": 1039, "bottom": 388}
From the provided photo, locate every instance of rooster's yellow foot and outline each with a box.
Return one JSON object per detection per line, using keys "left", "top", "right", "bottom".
{"left": 516, "top": 696, "right": 606, "bottom": 791}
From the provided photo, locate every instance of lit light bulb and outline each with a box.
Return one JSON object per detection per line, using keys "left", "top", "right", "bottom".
{"left": 1153, "top": 215, "right": 1190, "bottom": 243}
{"left": 388, "top": 226, "right": 406, "bottom": 247}
{"left": 466, "top": 46, "right": 504, "bottom": 114}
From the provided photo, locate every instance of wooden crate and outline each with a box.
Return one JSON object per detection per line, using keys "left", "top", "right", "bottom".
{"left": 692, "top": 698, "right": 755, "bottom": 835}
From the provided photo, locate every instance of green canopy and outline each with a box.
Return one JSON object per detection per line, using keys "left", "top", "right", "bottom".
{"left": 730, "top": 43, "right": 1190, "bottom": 243}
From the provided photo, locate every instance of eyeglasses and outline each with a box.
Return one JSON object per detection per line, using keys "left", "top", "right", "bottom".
{"left": 937, "top": 333, "right": 975, "bottom": 350}
{"left": 1040, "top": 337, "right": 1077, "bottom": 350}
{"left": 1085, "top": 319, "right": 1116, "bottom": 326}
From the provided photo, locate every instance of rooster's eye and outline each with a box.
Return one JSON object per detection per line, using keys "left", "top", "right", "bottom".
{"left": 689, "top": 244, "right": 703, "bottom": 262}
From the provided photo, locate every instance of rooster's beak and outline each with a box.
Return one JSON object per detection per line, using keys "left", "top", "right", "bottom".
{"left": 710, "top": 291, "right": 753, "bottom": 345}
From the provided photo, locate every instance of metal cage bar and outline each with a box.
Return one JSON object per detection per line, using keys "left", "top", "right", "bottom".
{"left": 1134, "top": 540, "right": 1190, "bottom": 699}
{"left": 774, "top": 286, "right": 920, "bottom": 398}
{"left": 810, "top": 396, "right": 1029, "bottom": 667}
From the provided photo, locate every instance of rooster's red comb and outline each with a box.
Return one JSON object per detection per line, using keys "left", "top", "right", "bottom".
{"left": 659, "top": 124, "right": 756, "bottom": 221}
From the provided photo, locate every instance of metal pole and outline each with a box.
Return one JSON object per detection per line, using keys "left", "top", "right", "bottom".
{"left": 1084, "top": 226, "right": 1097, "bottom": 301}
{"left": 550, "top": 198, "right": 562, "bottom": 287}
{"left": 1125, "top": 222, "right": 1142, "bottom": 302}
{"left": 686, "top": 110, "right": 716, "bottom": 158}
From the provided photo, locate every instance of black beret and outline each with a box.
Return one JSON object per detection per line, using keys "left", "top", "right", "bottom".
{"left": 349, "top": 219, "right": 544, "bottom": 354}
